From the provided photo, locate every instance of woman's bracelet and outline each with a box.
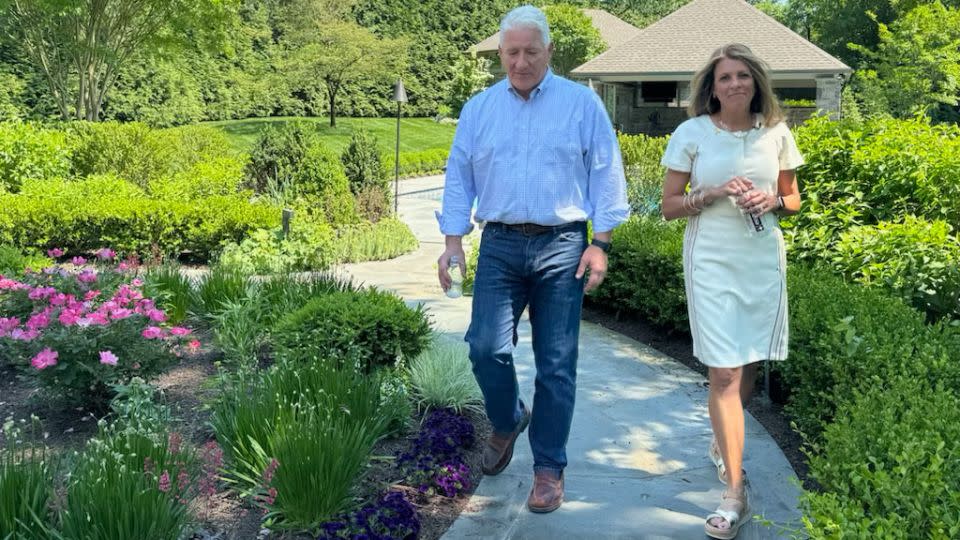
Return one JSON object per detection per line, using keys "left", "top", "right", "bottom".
{"left": 682, "top": 188, "right": 707, "bottom": 215}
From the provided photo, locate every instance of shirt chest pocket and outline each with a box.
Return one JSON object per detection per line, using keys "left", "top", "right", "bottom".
{"left": 539, "top": 129, "right": 583, "bottom": 169}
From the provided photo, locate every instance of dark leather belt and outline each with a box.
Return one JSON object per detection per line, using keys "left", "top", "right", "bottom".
{"left": 487, "top": 221, "right": 583, "bottom": 236}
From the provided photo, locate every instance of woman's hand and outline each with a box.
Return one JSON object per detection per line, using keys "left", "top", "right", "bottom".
{"left": 737, "top": 189, "right": 778, "bottom": 216}
{"left": 705, "top": 176, "right": 755, "bottom": 205}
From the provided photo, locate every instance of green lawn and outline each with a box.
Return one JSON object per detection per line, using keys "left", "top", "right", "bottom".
{"left": 204, "top": 116, "right": 456, "bottom": 154}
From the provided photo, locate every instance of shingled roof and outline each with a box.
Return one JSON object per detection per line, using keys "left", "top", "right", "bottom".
{"left": 471, "top": 8, "right": 641, "bottom": 53}
{"left": 571, "top": 0, "right": 850, "bottom": 77}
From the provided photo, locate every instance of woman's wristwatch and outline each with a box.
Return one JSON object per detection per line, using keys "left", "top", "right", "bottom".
{"left": 776, "top": 195, "right": 785, "bottom": 211}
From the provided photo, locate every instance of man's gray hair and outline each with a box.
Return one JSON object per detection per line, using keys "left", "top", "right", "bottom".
{"left": 499, "top": 5, "right": 551, "bottom": 47}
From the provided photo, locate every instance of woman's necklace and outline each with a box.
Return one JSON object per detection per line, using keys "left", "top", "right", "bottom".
{"left": 715, "top": 116, "right": 753, "bottom": 138}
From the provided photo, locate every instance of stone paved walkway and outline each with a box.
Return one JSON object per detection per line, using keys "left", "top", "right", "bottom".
{"left": 342, "top": 175, "right": 800, "bottom": 540}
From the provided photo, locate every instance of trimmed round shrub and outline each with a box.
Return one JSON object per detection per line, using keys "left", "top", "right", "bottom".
{"left": 272, "top": 288, "right": 432, "bottom": 372}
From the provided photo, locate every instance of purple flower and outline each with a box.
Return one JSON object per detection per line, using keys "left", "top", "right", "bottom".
{"left": 99, "top": 350, "right": 119, "bottom": 366}
{"left": 47, "top": 248, "right": 64, "bottom": 258}
{"left": 95, "top": 248, "right": 116, "bottom": 260}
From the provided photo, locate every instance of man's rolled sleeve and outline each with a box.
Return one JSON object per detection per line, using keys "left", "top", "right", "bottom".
{"left": 584, "top": 96, "right": 630, "bottom": 233}
{"left": 438, "top": 109, "right": 476, "bottom": 236}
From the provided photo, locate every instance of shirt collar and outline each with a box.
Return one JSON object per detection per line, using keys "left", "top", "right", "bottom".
{"left": 507, "top": 69, "right": 554, "bottom": 100}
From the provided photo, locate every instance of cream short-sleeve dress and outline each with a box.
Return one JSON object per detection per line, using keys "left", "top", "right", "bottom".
{"left": 661, "top": 115, "right": 804, "bottom": 368}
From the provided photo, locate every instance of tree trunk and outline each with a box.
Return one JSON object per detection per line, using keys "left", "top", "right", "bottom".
{"left": 328, "top": 80, "right": 338, "bottom": 127}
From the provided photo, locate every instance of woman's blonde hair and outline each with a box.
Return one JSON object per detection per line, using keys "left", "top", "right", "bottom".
{"left": 687, "top": 43, "right": 783, "bottom": 126}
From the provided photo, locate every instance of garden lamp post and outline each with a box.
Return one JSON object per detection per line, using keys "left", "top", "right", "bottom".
{"left": 391, "top": 78, "right": 408, "bottom": 214}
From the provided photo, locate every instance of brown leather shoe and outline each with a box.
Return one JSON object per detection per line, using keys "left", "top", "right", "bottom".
{"left": 527, "top": 470, "right": 564, "bottom": 513}
{"left": 481, "top": 407, "right": 531, "bottom": 475}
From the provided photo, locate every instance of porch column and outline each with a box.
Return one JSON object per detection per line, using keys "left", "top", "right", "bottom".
{"left": 815, "top": 76, "right": 842, "bottom": 119}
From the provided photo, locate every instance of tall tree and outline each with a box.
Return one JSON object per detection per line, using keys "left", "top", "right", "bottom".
{"left": 0, "top": 0, "right": 236, "bottom": 121}
{"left": 284, "top": 20, "right": 407, "bottom": 127}
{"left": 851, "top": 2, "right": 960, "bottom": 120}
{"left": 544, "top": 3, "right": 606, "bottom": 76}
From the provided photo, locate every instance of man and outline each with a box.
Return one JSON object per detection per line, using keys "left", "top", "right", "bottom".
{"left": 436, "top": 5, "right": 629, "bottom": 513}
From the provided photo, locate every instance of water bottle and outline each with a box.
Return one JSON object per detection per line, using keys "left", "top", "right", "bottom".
{"left": 446, "top": 256, "right": 464, "bottom": 299}
{"left": 730, "top": 191, "right": 767, "bottom": 237}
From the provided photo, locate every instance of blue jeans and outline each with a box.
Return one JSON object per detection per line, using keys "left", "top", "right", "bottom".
{"left": 466, "top": 221, "right": 587, "bottom": 473}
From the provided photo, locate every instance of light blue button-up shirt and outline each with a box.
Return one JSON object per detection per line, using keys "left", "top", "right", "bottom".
{"left": 438, "top": 70, "right": 629, "bottom": 236}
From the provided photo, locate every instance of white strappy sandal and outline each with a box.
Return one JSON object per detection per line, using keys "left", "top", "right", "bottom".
{"left": 708, "top": 437, "right": 727, "bottom": 484}
{"left": 705, "top": 488, "right": 750, "bottom": 539}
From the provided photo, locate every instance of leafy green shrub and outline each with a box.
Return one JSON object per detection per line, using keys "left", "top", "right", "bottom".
{"left": 148, "top": 156, "right": 247, "bottom": 199}
{"left": 67, "top": 121, "right": 235, "bottom": 190}
{"left": 787, "top": 115, "right": 960, "bottom": 263}
{"left": 0, "top": 122, "right": 73, "bottom": 193}
{"left": 779, "top": 265, "right": 960, "bottom": 440}
{"left": 384, "top": 148, "right": 449, "bottom": 178}
{"left": 409, "top": 339, "right": 483, "bottom": 414}
{"left": 217, "top": 222, "right": 336, "bottom": 274}
{"left": 588, "top": 215, "right": 688, "bottom": 332}
{"left": 292, "top": 143, "right": 358, "bottom": 225}
{"left": 828, "top": 216, "right": 960, "bottom": 320}
{"left": 0, "top": 245, "right": 51, "bottom": 277}
{"left": 333, "top": 218, "right": 418, "bottom": 263}
{"left": 245, "top": 122, "right": 316, "bottom": 195}
{"left": 341, "top": 129, "right": 387, "bottom": 195}
{"left": 0, "top": 181, "right": 279, "bottom": 261}
{"left": 617, "top": 133, "right": 667, "bottom": 216}
{"left": 272, "top": 288, "right": 432, "bottom": 372}
{"left": 801, "top": 379, "right": 960, "bottom": 539}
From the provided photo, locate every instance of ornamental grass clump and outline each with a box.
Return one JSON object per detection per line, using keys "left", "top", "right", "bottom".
{"left": 0, "top": 253, "right": 195, "bottom": 409}
{"left": 408, "top": 339, "right": 483, "bottom": 414}
{"left": 59, "top": 425, "right": 221, "bottom": 540}
{"left": 396, "top": 408, "right": 476, "bottom": 498}
{"left": 211, "top": 360, "right": 393, "bottom": 530}
{"left": 0, "top": 417, "right": 56, "bottom": 539}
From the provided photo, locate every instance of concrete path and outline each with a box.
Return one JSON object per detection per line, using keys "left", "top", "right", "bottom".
{"left": 342, "top": 175, "right": 801, "bottom": 540}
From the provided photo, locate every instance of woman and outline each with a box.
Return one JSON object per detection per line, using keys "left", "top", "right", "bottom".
{"left": 659, "top": 43, "right": 803, "bottom": 539}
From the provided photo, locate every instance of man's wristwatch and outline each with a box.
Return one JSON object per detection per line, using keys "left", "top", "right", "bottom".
{"left": 590, "top": 238, "right": 611, "bottom": 253}
{"left": 777, "top": 195, "right": 785, "bottom": 210}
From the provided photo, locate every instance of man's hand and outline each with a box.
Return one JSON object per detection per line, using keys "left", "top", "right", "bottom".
{"left": 575, "top": 245, "right": 607, "bottom": 293}
{"left": 438, "top": 237, "right": 466, "bottom": 293}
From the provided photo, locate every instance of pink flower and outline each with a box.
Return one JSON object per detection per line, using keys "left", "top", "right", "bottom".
{"left": 77, "top": 270, "right": 97, "bottom": 283}
{"left": 83, "top": 290, "right": 101, "bottom": 301}
{"left": 118, "top": 262, "right": 130, "bottom": 271}
{"left": 50, "top": 293, "right": 69, "bottom": 306}
{"left": 168, "top": 432, "right": 183, "bottom": 455}
{"left": 158, "top": 471, "right": 171, "bottom": 493}
{"left": 0, "top": 317, "right": 20, "bottom": 333}
{"left": 262, "top": 458, "right": 279, "bottom": 484}
{"left": 95, "top": 248, "right": 116, "bottom": 260}
{"left": 110, "top": 308, "right": 133, "bottom": 320}
{"left": 10, "top": 328, "right": 38, "bottom": 341}
{"left": 28, "top": 287, "right": 55, "bottom": 300}
{"left": 99, "top": 350, "right": 118, "bottom": 366}
{"left": 147, "top": 309, "right": 167, "bottom": 323}
{"left": 142, "top": 326, "right": 164, "bottom": 339}
{"left": 47, "top": 248, "right": 64, "bottom": 258}
{"left": 86, "top": 312, "right": 109, "bottom": 326}
{"left": 169, "top": 326, "right": 191, "bottom": 336}
{"left": 30, "top": 348, "right": 58, "bottom": 370}
{"left": 131, "top": 278, "right": 144, "bottom": 287}
{"left": 58, "top": 310, "right": 80, "bottom": 327}
{"left": 71, "top": 256, "right": 87, "bottom": 266}
{"left": 188, "top": 339, "right": 201, "bottom": 350}
{"left": 26, "top": 313, "right": 50, "bottom": 331}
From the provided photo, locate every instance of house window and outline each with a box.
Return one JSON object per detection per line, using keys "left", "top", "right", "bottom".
{"left": 636, "top": 81, "right": 677, "bottom": 105}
